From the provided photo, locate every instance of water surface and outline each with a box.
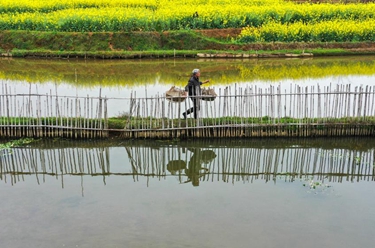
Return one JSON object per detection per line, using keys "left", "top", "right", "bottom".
{"left": 1, "top": 138, "right": 374, "bottom": 248}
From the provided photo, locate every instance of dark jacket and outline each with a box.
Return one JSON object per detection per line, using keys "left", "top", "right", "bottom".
{"left": 185, "top": 76, "right": 202, "bottom": 96}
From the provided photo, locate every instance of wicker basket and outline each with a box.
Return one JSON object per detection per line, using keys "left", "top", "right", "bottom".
{"left": 165, "top": 86, "right": 187, "bottom": 103}
{"left": 201, "top": 87, "right": 217, "bottom": 101}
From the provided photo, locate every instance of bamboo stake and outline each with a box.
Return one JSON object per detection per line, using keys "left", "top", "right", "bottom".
{"left": 75, "top": 96, "right": 78, "bottom": 139}
{"left": 98, "top": 88, "right": 103, "bottom": 138}
{"left": 5, "top": 84, "right": 9, "bottom": 137}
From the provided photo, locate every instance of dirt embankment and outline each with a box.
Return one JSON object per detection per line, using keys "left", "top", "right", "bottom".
{"left": 195, "top": 28, "right": 243, "bottom": 39}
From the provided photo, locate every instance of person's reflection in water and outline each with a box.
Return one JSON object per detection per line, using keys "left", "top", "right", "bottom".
{"left": 184, "top": 148, "right": 216, "bottom": 187}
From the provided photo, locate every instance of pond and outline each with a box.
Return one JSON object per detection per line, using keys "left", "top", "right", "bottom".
{"left": 1, "top": 56, "right": 375, "bottom": 247}
{"left": 0, "top": 137, "right": 375, "bottom": 248}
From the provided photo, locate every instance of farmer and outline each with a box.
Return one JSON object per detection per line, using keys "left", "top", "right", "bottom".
{"left": 182, "top": 68, "right": 209, "bottom": 119}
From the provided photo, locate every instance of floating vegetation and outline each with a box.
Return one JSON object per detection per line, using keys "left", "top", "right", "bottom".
{"left": 0, "top": 138, "right": 36, "bottom": 156}
{"left": 0, "top": 137, "right": 35, "bottom": 148}
{"left": 302, "top": 177, "right": 333, "bottom": 195}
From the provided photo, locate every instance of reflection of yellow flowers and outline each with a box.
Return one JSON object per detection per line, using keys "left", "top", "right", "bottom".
{"left": 1, "top": 58, "right": 375, "bottom": 87}
{"left": 0, "top": 0, "right": 375, "bottom": 35}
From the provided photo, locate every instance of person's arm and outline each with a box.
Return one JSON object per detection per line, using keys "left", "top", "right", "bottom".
{"left": 201, "top": 79, "right": 210, "bottom": 84}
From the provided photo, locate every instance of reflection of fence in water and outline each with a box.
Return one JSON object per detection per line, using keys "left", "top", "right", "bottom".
{"left": 1, "top": 146, "right": 374, "bottom": 185}
{"left": 0, "top": 147, "right": 110, "bottom": 186}
{"left": 211, "top": 147, "right": 375, "bottom": 184}
{"left": 128, "top": 146, "right": 375, "bottom": 184}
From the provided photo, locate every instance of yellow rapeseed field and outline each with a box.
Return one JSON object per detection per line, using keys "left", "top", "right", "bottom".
{"left": 0, "top": 0, "right": 374, "bottom": 42}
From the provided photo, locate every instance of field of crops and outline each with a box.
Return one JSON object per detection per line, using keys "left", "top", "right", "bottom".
{"left": 0, "top": 0, "right": 374, "bottom": 42}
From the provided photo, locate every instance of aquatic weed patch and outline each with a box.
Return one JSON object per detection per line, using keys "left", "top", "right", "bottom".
{"left": 0, "top": 138, "right": 36, "bottom": 156}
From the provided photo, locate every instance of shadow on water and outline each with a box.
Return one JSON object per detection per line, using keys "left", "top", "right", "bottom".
{"left": 1, "top": 137, "right": 374, "bottom": 191}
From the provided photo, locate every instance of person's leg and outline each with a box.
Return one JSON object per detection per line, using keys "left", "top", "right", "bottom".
{"left": 183, "top": 107, "right": 193, "bottom": 119}
{"left": 193, "top": 98, "right": 199, "bottom": 119}
{"left": 183, "top": 98, "right": 195, "bottom": 118}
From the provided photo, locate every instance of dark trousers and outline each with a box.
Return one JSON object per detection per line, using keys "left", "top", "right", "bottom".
{"left": 183, "top": 97, "right": 200, "bottom": 119}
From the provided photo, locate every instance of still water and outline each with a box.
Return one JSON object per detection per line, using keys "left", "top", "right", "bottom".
{"left": 1, "top": 138, "right": 375, "bottom": 248}
{"left": 1, "top": 57, "right": 375, "bottom": 247}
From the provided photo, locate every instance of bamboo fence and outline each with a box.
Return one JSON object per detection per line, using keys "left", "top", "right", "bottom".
{"left": 0, "top": 83, "right": 108, "bottom": 138}
{"left": 1, "top": 82, "right": 375, "bottom": 138}
{"left": 118, "top": 83, "right": 375, "bottom": 138}
{"left": 1, "top": 144, "right": 374, "bottom": 188}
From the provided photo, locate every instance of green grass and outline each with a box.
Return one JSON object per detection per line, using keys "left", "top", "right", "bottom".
{"left": 2, "top": 116, "right": 375, "bottom": 130}
{"left": 1, "top": 30, "right": 375, "bottom": 58}
{"left": 114, "top": 116, "right": 375, "bottom": 129}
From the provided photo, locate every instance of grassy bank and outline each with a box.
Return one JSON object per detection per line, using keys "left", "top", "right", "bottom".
{"left": 2, "top": 116, "right": 375, "bottom": 130}
{"left": 2, "top": 116, "right": 375, "bottom": 139}
{"left": 1, "top": 30, "right": 375, "bottom": 59}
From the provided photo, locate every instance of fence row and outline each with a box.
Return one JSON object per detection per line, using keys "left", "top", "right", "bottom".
{"left": 0, "top": 83, "right": 108, "bottom": 138}
{"left": 1, "top": 83, "right": 375, "bottom": 138}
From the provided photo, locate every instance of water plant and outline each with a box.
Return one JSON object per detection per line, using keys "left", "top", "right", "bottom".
{"left": 0, "top": 138, "right": 36, "bottom": 156}
{"left": 302, "top": 177, "right": 332, "bottom": 192}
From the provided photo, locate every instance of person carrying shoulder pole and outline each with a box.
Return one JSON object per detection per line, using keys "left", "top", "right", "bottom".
{"left": 182, "top": 69, "right": 210, "bottom": 119}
